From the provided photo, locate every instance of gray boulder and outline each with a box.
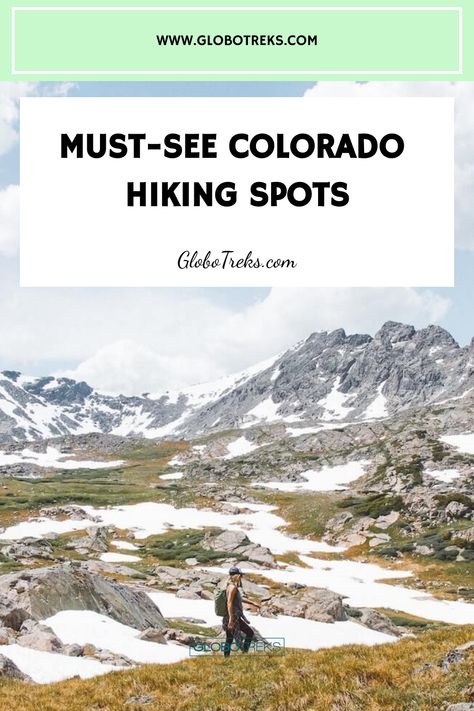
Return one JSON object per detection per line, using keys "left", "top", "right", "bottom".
{"left": 445, "top": 501, "right": 470, "bottom": 520}
{"left": 0, "top": 601, "right": 31, "bottom": 631}
{"left": 0, "top": 563, "right": 166, "bottom": 631}
{"left": 456, "top": 527, "right": 474, "bottom": 543}
{"left": 355, "top": 608, "right": 401, "bottom": 637}
{"left": 139, "top": 627, "right": 167, "bottom": 644}
{"left": 202, "top": 529, "right": 274, "bottom": 567}
{"left": 0, "top": 654, "right": 32, "bottom": 681}
{"left": 1, "top": 537, "right": 54, "bottom": 562}
{"left": 17, "top": 620, "right": 64, "bottom": 653}
{"left": 261, "top": 587, "right": 346, "bottom": 623}
{"left": 74, "top": 526, "right": 110, "bottom": 553}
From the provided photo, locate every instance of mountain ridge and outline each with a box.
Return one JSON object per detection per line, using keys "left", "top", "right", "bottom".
{"left": 0, "top": 321, "right": 473, "bottom": 443}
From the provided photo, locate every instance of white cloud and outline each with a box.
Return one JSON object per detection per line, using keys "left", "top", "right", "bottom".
{"left": 0, "top": 81, "right": 76, "bottom": 158}
{"left": 304, "top": 81, "right": 474, "bottom": 251}
{"left": 0, "top": 185, "right": 19, "bottom": 256}
{"left": 60, "top": 340, "right": 221, "bottom": 395}
{"left": 0, "top": 83, "right": 36, "bottom": 156}
{"left": 57, "top": 286, "right": 449, "bottom": 395}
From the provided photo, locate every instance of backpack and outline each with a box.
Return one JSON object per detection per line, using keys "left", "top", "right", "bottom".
{"left": 214, "top": 585, "right": 227, "bottom": 616}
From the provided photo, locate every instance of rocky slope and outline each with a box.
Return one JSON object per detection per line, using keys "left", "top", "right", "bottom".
{"left": 1, "top": 321, "right": 473, "bottom": 443}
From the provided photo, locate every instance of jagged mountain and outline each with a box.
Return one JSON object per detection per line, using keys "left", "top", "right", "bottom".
{"left": 0, "top": 321, "right": 473, "bottom": 443}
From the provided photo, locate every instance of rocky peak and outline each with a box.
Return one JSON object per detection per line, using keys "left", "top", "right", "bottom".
{"left": 414, "top": 325, "right": 458, "bottom": 349}
{"left": 0, "top": 321, "right": 472, "bottom": 442}
{"left": 24, "top": 377, "right": 94, "bottom": 404}
{"left": 1, "top": 371, "right": 21, "bottom": 382}
{"left": 374, "top": 322, "right": 415, "bottom": 344}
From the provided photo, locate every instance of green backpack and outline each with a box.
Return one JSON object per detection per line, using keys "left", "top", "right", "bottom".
{"left": 214, "top": 585, "right": 227, "bottom": 616}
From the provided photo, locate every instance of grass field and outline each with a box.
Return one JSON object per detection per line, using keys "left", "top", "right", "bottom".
{"left": 1, "top": 625, "right": 473, "bottom": 711}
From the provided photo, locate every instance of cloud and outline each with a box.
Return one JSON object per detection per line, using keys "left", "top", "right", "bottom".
{"left": 0, "top": 185, "right": 19, "bottom": 256}
{"left": 0, "top": 82, "right": 77, "bottom": 257}
{"left": 0, "top": 245, "right": 450, "bottom": 394}
{"left": 304, "top": 82, "right": 474, "bottom": 251}
{"left": 57, "top": 286, "right": 450, "bottom": 395}
{"left": 0, "top": 83, "right": 38, "bottom": 157}
{"left": 0, "top": 81, "right": 77, "bottom": 158}
{"left": 60, "top": 339, "right": 222, "bottom": 395}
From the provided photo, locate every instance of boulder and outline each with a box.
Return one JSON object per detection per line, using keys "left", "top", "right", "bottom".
{"left": 176, "top": 588, "right": 207, "bottom": 600}
{"left": 343, "top": 533, "right": 367, "bottom": 548}
{"left": 202, "top": 529, "right": 274, "bottom": 567}
{"left": 261, "top": 587, "right": 346, "bottom": 623}
{"left": 1, "top": 538, "right": 54, "bottom": 562}
{"left": 445, "top": 501, "right": 470, "bottom": 520}
{"left": 139, "top": 627, "right": 167, "bottom": 644}
{"left": 203, "top": 530, "right": 248, "bottom": 552}
{"left": 414, "top": 544, "right": 435, "bottom": 557}
{"left": 0, "top": 653, "right": 32, "bottom": 681}
{"left": 125, "top": 696, "right": 155, "bottom": 706}
{"left": 457, "top": 527, "right": 474, "bottom": 543}
{"left": 302, "top": 588, "right": 346, "bottom": 622}
{"left": 326, "top": 512, "right": 353, "bottom": 531}
{"left": 355, "top": 608, "right": 401, "bottom": 637}
{"left": 74, "top": 526, "right": 110, "bottom": 553}
{"left": 374, "top": 511, "right": 400, "bottom": 530}
{"left": 64, "top": 643, "right": 83, "bottom": 656}
{"left": 17, "top": 621, "right": 64, "bottom": 653}
{"left": 368, "top": 533, "right": 390, "bottom": 548}
{"left": 446, "top": 705, "right": 474, "bottom": 711}
{"left": 95, "top": 649, "right": 133, "bottom": 667}
{"left": 0, "top": 627, "right": 14, "bottom": 645}
{"left": 0, "top": 601, "right": 31, "bottom": 631}
{"left": 39, "top": 505, "right": 95, "bottom": 521}
{"left": 0, "top": 563, "right": 166, "bottom": 631}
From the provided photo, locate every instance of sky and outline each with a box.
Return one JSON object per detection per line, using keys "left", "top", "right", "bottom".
{"left": 0, "top": 79, "right": 473, "bottom": 395}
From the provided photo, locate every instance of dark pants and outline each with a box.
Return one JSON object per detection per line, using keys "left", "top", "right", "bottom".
{"left": 223, "top": 617, "right": 254, "bottom": 657}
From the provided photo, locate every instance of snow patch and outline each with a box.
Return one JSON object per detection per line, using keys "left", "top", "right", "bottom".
{"left": 243, "top": 397, "right": 281, "bottom": 425}
{"left": 0, "top": 446, "right": 123, "bottom": 470}
{"left": 230, "top": 556, "right": 474, "bottom": 626}
{"left": 149, "top": 591, "right": 395, "bottom": 650}
{"left": 111, "top": 539, "right": 139, "bottom": 551}
{"left": 99, "top": 552, "right": 141, "bottom": 563}
{"left": 0, "top": 644, "right": 116, "bottom": 683}
{"left": 255, "top": 460, "right": 370, "bottom": 493}
{"left": 440, "top": 433, "right": 474, "bottom": 455}
{"left": 160, "top": 472, "right": 184, "bottom": 480}
{"left": 363, "top": 382, "right": 388, "bottom": 419}
{"left": 45, "top": 610, "right": 189, "bottom": 665}
{"left": 425, "top": 468, "right": 461, "bottom": 483}
{"left": 222, "top": 437, "right": 259, "bottom": 460}
{"left": 318, "top": 378, "right": 353, "bottom": 421}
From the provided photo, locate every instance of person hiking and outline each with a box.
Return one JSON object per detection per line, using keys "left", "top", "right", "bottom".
{"left": 222, "top": 566, "right": 254, "bottom": 657}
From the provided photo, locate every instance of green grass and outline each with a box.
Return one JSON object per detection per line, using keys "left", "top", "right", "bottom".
{"left": 142, "top": 529, "right": 249, "bottom": 565}
{"left": 259, "top": 490, "right": 340, "bottom": 538}
{"left": 338, "top": 493, "right": 404, "bottom": 518}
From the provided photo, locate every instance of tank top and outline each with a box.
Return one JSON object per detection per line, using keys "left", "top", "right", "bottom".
{"left": 226, "top": 583, "right": 244, "bottom": 617}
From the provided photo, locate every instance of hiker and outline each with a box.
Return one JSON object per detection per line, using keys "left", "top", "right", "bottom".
{"left": 221, "top": 566, "right": 254, "bottom": 657}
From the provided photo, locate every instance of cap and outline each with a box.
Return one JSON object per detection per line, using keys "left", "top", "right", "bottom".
{"left": 228, "top": 566, "right": 244, "bottom": 576}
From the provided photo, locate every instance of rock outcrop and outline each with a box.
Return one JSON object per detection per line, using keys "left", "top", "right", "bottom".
{"left": 0, "top": 564, "right": 165, "bottom": 630}
{"left": 0, "top": 653, "right": 32, "bottom": 681}
{"left": 201, "top": 529, "right": 274, "bottom": 567}
{"left": 260, "top": 586, "right": 346, "bottom": 623}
